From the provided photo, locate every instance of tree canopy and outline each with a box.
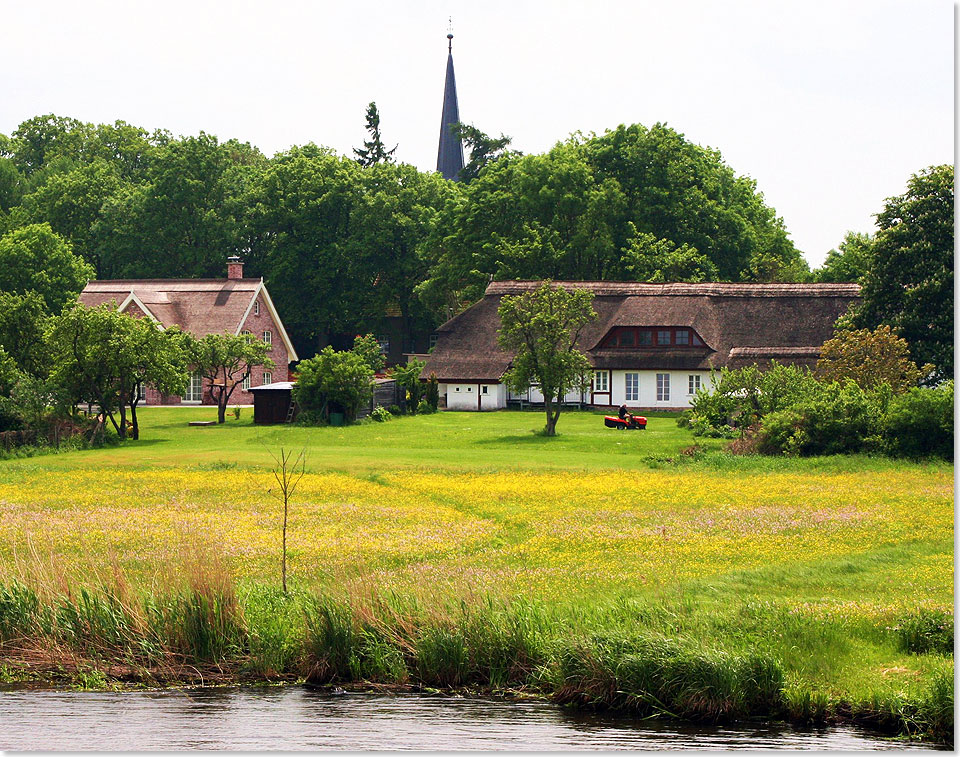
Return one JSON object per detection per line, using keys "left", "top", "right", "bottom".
{"left": 1, "top": 113, "right": 815, "bottom": 363}
{"left": 497, "top": 282, "right": 596, "bottom": 436}
{"left": 854, "top": 165, "right": 953, "bottom": 382}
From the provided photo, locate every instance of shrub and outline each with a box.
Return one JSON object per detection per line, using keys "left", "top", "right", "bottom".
{"left": 756, "top": 380, "right": 885, "bottom": 456}
{"left": 387, "top": 404, "right": 402, "bottom": 416}
{"left": 370, "top": 406, "right": 392, "bottom": 423}
{"left": 882, "top": 382, "right": 953, "bottom": 460}
{"left": 293, "top": 347, "right": 374, "bottom": 423}
{"left": 425, "top": 373, "right": 440, "bottom": 411}
{"left": 690, "top": 363, "right": 820, "bottom": 434}
{"left": 417, "top": 399, "right": 434, "bottom": 415}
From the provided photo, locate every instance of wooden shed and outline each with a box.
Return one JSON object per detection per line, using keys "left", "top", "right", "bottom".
{"left": 249, "top": 381, "right": 296, "bottom": 424}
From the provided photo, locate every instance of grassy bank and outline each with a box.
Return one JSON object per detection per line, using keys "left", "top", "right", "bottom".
{"left": 0, "top": 407, "right": 953, "bottom": 741}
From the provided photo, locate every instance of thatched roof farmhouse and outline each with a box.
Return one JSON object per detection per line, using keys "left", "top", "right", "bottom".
{"left": 422, "top": 281, "right": 860, "bottom": 411}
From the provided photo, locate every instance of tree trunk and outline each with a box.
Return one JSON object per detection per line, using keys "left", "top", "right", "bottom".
{"left": 118, "top": 400, "right": 127, "bottom": 440}
{"left": 130, "top": 399, "right": 140, "bottom": 440}
{"left": 543, "top": 398, "right": 557, "bottom": 436}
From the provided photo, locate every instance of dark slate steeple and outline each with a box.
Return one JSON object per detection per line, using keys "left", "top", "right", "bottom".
{"left": 436, "top": 30, "right": 464, "bottom": 181}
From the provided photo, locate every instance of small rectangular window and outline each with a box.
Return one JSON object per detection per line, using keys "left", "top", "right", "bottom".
{"left": 263, "top": 331, "right": 272, "bottom": 345}
{"left": 625, "top": 372, "right": 639, "bottom": 402}
{"left": 262, "top": 372, "right": 272, "bottom": 386}
{"left": 429, "top": 334, "right": 439, "bottom": 350}
{"left": 254, "top": 300, "right": 260, "bottom": 315}
{"left": 657, "top": 373, "right": 670, "bottom": 402}
{"left": 241, "top": 329, "right": 253, "bottom": 342}
{"left": 619, "top": 329, "right": 635, "bottom": 347}
{"left": 482, "top": 385, "right": 488, "bottom": 394}
{"left": 675, "top": 330, "right": 689, "bottom": 346}
{"left": 377, "top": 335, "right": 389, "bottom": 355}
{"left": 594, "top": 371, "right": 608, "bottom": 392}
{"left": 455, "top": 386, "right": 460, "bottom": 392}
{"left": 657, "top": 330, "right": 671, "bottom": 345}
{"left": 637, "top": 330, "right": 652, "bottom": 346}
{"left": 688, "top": 374, "right": 701, "bottom": 395}
{"left": 242, "top": 373, "right": 251, "bottom": 391}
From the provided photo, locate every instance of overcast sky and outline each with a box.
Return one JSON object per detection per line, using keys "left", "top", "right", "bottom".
{"left": 1, "top": 0, "right": 953, "bottom": 267}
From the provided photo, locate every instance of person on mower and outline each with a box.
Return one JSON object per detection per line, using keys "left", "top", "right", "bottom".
{"left": 618, "top": 403, "right": 628, "bottom": 421}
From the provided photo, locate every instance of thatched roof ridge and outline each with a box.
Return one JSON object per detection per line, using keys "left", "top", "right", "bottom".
{"left": 484, "top": 281, "right": 861, "bottom": 298}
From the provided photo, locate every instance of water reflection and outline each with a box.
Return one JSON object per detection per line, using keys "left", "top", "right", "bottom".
{"left": 0, "top": 687, "right": 946, "bottom": 751}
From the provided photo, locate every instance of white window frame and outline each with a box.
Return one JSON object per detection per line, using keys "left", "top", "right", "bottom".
{"left": 594, "top": 370, "right": 609, "bottom": 393}
{"left": 262, "top": 371, "right": 272, "bottom": 386}
{"left": 253, "top": 300, "right": 260, "bottom": 315}
{"left": 657, "top": 373, "right": 671, "bottom": 402}
{"left": 688, "top": 374, "right": 701, "bottom": 395}
{"left": 242, "top": 373, "right": 251, "bottom": 391}
{"left": 625, "top": 372, "right": 639, "bottom": 402}
{"left": 185, "top": 370, "right": 204, "bottom": 403}
{"left": 263, "top": 330, "right": 272, "bottom": 345}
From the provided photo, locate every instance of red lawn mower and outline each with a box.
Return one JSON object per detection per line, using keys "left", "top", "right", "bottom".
{"left": 604, "top": 414, "right": 647, "bottom": 430}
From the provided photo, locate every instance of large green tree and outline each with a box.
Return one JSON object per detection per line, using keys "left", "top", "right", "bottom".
{"left": 497, "top": 282, "right": 596, "bottom": 437}
{"left": 419, "top": 123, "right": 806, "bottom": 319}
{"left": 0, "top": 291, "right": 50, "bottom": 377}
{"left": 451, "top": 123, "right": 514, "bottom": 183}
{"left": 813, "top": 231, "right": 874, "bottom": 284}
{"left": 855, "top": 165, "right": 953, "bottom": 382}
{"left": 0, "top": 223, "right": 94, "bottom": 313}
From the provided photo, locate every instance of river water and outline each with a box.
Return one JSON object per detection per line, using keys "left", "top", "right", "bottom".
{"left": 0, "top": 687, "right": 947, "bottom": 751}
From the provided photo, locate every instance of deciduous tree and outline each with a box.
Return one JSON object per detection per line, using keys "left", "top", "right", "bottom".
{"left": 189, "top": 332, "right": 274, "bottom": 424}
{"left": 497, "top": 282, "right": 596, "bottom": 436}
{"left": 0, "top": 223, "right": 94, "bottom": 313}
{"left": 816, "top": 325, "right": 930, "bottom": 394}
{"left": 855, "top": 165, "right": 953, "bottom": 382}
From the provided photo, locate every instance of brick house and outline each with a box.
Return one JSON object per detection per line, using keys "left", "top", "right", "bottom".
{"left": 422, "top": 280, "right": 860, "bottom": 411}
{"left": 78, "top": 257, "right": 298, "bottom": 405}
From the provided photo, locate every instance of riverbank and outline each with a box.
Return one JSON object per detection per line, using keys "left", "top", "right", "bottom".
{"left": 0, "top": 408, "right": 952, "bottom": 742}
{"left": 0, "top": 579, "right": 952, "bottom": 743}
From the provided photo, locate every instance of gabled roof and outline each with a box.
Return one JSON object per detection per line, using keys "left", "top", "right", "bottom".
{"left": 79, "top": 278, "right": 299, "bottom": 361}
{"left": 423, "top": 280, "right": 861, "bottom": 381}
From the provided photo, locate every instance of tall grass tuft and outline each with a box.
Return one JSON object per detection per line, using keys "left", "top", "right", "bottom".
{"left": 892, "top": 609, "right": 954, "bottom": 655}
{"left": 548, "top": 632, "right": 785, "bottom": 721}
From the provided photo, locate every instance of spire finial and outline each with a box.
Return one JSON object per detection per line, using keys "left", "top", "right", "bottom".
{"left": 447, "top": 17, "right": 453, "bottom": 52}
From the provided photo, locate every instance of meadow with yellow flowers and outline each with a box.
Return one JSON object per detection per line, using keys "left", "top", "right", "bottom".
{"left": 0, "top": 408, "right": 952, "bottom": 740}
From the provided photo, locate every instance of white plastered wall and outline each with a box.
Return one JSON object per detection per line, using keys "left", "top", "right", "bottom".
{"left": 607, "top": 370, "right": 715, "bottom": 408}
{"left": 443, "top": 382, "right": 507, "bottom": 410}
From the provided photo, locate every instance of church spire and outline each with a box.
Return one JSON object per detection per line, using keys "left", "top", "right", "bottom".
{"left": 436, "top": 24, "right": 464, "bottom": 181}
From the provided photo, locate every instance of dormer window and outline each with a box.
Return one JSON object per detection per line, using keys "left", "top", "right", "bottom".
{"left": 601, "top": 327, "right": 705, "bottom": 348}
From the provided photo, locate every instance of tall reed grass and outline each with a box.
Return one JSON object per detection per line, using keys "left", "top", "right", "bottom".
{"left": 0, "top": 573, "right": 951, "bottom": 743}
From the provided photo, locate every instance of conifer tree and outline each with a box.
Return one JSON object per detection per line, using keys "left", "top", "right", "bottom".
{"left": 353, "top": 102, "right": 397, "bottom": 166}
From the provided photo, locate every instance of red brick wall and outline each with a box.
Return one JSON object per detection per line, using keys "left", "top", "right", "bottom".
{"left": 122, "top": 290, "right": 291, "bottom": 406}
{"left": 234, "top": 294, "right": 290, "bottom": 402}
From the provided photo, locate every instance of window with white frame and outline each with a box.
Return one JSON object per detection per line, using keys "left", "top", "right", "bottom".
{"left": 657, "top": 373, "right": 670, "bottom": 402}
{"left": 625, "top": 372, "right": 639, "bottom": 402}
{"left": 262, "top": 371, "right": 272, "bottom": 386}
{"left": 263, "top": 330, "right": 272, "bottom": 345}
{"left": 185, "top": 370, "right": 204, "bottom": 402}
{"left": 254, "top": 300, "right": 260, "bottom": 315}
{"left": 377, "top": 335, "right": 389, "bottom": 355}
{"left": 688, "top": 374, "right": 701, "bottom": 395}
{"left": 242, "top": 373, "right": 251, "bottom": 391}
{"left": 241, "top": 329, "right": 253, "bottom": 343}
{"left": 481, "top": 385, "right": 488, "bottom": 394}
{"left": 594, "top": 370, "right": 609, "bottom": 392}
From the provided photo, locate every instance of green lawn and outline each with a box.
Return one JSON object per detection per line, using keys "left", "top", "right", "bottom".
{"left": 0, "top": 407, "right": 952, "bottom": 738}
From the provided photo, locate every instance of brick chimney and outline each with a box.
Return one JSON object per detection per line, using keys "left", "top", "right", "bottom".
{"left": 227, "top": 255, "right": 244, "bottom": 280}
